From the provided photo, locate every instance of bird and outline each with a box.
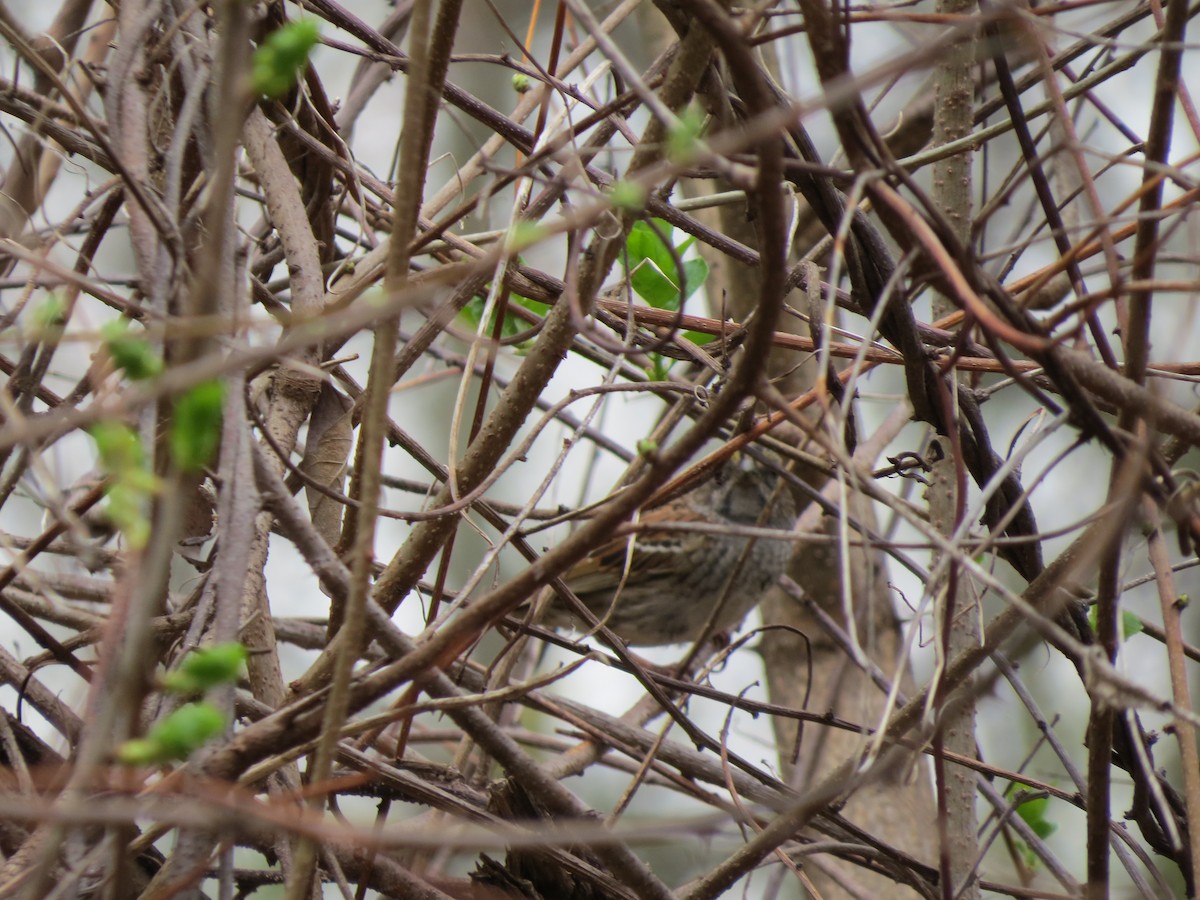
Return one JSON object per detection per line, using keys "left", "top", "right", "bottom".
{"left": 530, "top": 462, "right": 797, "bottom": 646}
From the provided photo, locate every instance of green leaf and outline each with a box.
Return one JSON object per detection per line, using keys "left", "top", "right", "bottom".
{"left": 459, "top": 295, "right": 487, "bottom": 332}
{"left": 1014, "top": 838, "right": 1037, "bottom": 869}
{"left": 680, "top": 258, "right": 709, "bottom": 301}
{"left": 621, "top": 218, "right": 711, "bottom": 369}
{"left": 163, "top": 643, "right": 248, "bottom": 694}
{"left": 631, "top": 261, "right": 681, "bottom": 310}
{"left": 459, "top": 295, "right": 535, "bottom": 342}
{"left": 88, "top": 422, "right": 156, "bottom": 548}
{"left": 117, "top": 702, "right": 226, "bottom": 765}
{"left": 171, "top": 380, "right": 225, "bottom": 472}
{"left": 252, "top": 19, "right": 320, "bottom": 98}
{"left": 1121, "top": 611, "right": 1144, "bottom": 638}
{"left": 667, "top": 106, "right": 705, "bottom": 164}
{"left": 626, "top": 220, "right": 676, "bottom": 277}
{"left": 624, "top": 220, "right": 709, "bottom": 310}
{"left": 1016, "top": 796, "right": 1058, "bottom": 840}
{"left": 103, "top": 320, "right": 162, "bottom": 380}
{"left": 609, "top": 180, "right": 646, "bottom": 213}
{"left": 103, "top": 482, "right": 150, "bottom": 549}
{"left": 90, "top": 422, "right": 145, "bottom": 474}
{"left": 115, "top": 739, "right": 162, "bottom": 767}
{"left": 153, "top": 703, "right": 226, "bottom": 757}
{"left": 1086, "top": 606, "right": 1144, "bottom": 640}
{"left": 1015, "top": 796, "right": 1045, "bottom": 822}
{"left": 31, "top": 295, "right": 66, "bottom": 333}
{"left": 504, "top": 221, "right": 545, "bottom": 253}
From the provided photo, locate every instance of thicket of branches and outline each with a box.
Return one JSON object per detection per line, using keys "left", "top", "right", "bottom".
{"left": 0, "top": 0, "right": 1198, "bottom": 897}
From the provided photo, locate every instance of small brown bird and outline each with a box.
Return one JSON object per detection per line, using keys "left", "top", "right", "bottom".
{"left": 536, "top": 463, "right": 797, "bottom": 646}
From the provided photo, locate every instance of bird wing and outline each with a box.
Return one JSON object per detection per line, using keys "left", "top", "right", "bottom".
{"left": 564, "top": 526, "right": 701, "bottom": 596}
